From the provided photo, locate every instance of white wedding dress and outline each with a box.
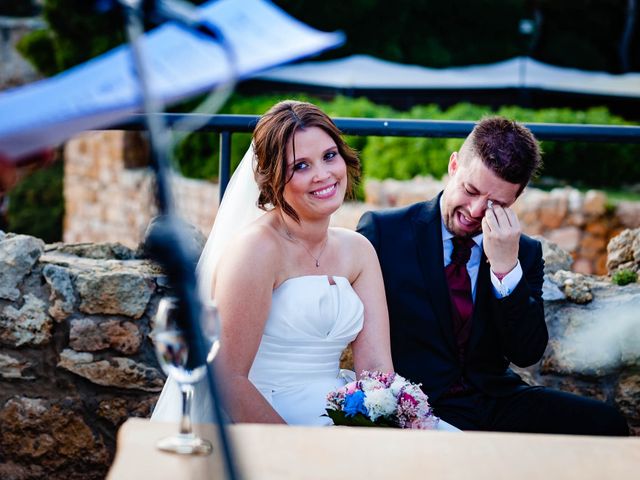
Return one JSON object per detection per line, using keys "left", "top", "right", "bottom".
{"left": 249, "top": 275, "right": 362, "bottom": 425}
{"left": 151, "top": 274, "right": 360, "bottom": 425}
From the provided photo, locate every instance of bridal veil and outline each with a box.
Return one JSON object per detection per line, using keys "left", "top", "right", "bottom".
{"left": 151, "top": 144, "right": 263, "bottom": 422}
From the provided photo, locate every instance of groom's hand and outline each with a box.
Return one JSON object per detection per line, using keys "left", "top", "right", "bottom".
{"left": 481, "top": 203, "right": 520, "bottom": 276}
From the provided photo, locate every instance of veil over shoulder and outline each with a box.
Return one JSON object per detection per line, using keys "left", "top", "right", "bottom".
{"left": 151, "top": 144, "right": 264, "bottom": 423}
{"left": 195, "top": 144, "right": 264, "bottom": 301}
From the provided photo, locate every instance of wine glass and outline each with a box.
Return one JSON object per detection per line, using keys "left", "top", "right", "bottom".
{"left": 152, "top": 296, "right": 221, "bottom": 455}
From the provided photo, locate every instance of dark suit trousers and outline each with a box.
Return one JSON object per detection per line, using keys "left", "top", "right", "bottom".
{"left": 434, "top": 386, "right": 629, "bottom": 436}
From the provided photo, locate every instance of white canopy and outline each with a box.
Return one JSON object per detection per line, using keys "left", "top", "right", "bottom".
{"left": 257, "top": 55, "right": 640, "bottom": 98}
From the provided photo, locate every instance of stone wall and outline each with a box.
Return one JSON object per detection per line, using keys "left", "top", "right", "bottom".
{"left": 366, "top": 178, "right": 640, "bottom": 276}
{"left": 64, "top": 131, "right": 219, "bottom": 247}
{"left": 1, "top": 231, "right": 639, "bottom": 478}
{"left": 63, "top": 131, "right": 640, "bottom": 277}
{"left": 513, "top": 188, "right": 637, "bottom": 276}
{"left": 515, "top": 233, "right": 640, "bottom": 436}
{"left": 0, "top": 234, "right": 168, "bottom": 480}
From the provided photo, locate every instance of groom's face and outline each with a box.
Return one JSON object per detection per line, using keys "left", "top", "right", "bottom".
{"left": 441, "top": 151, "right": 520, "bottom": 237}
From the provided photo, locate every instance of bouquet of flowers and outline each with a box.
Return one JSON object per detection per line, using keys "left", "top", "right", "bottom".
{"left": 325, "top": 371, "right": 439, "bottom": 429}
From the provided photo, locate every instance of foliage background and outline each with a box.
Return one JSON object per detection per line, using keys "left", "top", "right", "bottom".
{"left": 175, "top": 94, "right": 640, "bottom": 191}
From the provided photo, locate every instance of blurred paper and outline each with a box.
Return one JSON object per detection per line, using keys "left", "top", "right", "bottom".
{"left": 0, "top": 0, "right": 344, "bottom": 160}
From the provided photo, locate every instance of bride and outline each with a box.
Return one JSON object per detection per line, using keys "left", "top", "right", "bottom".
{"left": 152, "top": 100, "right": 458, "bottom": 430}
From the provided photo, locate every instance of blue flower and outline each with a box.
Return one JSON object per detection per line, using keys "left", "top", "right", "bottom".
{"left": 343, "top": 390, "right": 368, "bottom": 417}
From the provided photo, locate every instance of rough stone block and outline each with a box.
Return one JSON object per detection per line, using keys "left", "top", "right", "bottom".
{"left": 0, "top": 353, "right": 34, "bottom": 380}
{"left": 585, "top": 220, "right": 608, "bottom": 237}
{"left": 606, "top": 228, "right": 640, "bottom": 273}
{"left": 616, "top": 374, "right": 640, "bottom": 425}
{"left": 535, "top": 236, "right": 573, "bottom": 274}
{"left": 96, "top": 396, "right": 156, "bottom": 426}
{"left": 0, "top": 461, "right": 45, "bottom": 480}
{"left": 69, "top": 318, "right": 141, "bottom": 355}
{"left": 0, "top": 396, "right": 110, "bottom": 479}
{"left": 42, "top": 264, "right": 76, "bottom": 322}
{"left": 565, "top": 212, "right": 586, "bottom": 227}
{"left": 549, "top": 271, "right": 594, "bottom": 304}
{"left": 579, "top": 234, "right": 607, "bottom": 260}
{"left": 76, "top": 270, "right": 154, "bottom": 319}
{"left": 538, "top": 190, "right": 569, "bottom": 229}
{"left": 595, "top": 254, "right": 608, "bottom": 276}
{"left": 54, "top": 243, "right": 136, "bottom": 260}
{"left": 583, "top": 190, "right": 607, "bottom": 216}
{"left": 547, "top": 226, "right": 582, "bottom": 253}
{"left": 57, "top": 349, "right": 164, "bottom": 392}
{"left": 0, "top": 294, "right": 52, "bottom": 346}
{"left": 0, "top": 234, "right": 45, "bottom": 301}
{"left": 616, "top": 201, "right": 640, "bottom": 228}
{"left": 566, "top": 188, "right": 584, "bottom": 213}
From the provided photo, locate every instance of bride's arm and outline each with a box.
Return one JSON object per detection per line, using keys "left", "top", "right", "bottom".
{"left": 213, "top": 226, "right": 286, "bottom": 424}
{"left": 349, "top": 233, "right": 394, "bottom": 376}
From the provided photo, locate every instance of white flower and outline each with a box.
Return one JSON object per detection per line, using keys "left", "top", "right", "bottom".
{"left": 363, "top": 388, "right": 397, "bottom": 421}
{"left": 360, "top": 377, "right": 384, "bottom": 391}
{"left": 389, "top": 375, "right": 406, "bottom": 396}
{"left": 404, "top": 382, "right": 426, "bottom": 400}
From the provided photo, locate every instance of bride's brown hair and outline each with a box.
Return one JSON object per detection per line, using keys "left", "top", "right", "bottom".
{"left": 252, "top": 100, "right": 360, "bottom": 223}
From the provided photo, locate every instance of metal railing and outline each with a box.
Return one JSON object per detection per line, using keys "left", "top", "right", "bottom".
{"left": 124, "top": 113, "right": 640, "bottom": 201}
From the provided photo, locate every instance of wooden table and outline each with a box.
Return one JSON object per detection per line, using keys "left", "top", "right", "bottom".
{"left": 107, "top": 418, "right": 640, "bottom": 480}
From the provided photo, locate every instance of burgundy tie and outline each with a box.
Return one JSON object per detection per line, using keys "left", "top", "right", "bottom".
{"left": 445, "top": 236, "right": 475, "bottom": 393}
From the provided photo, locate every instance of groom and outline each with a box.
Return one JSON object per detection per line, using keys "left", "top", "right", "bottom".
{"left": 357, "top": 117, "right": 628, "bottom": 435}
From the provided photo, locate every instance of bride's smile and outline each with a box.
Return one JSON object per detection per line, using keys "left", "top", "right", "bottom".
{"left": 310, "top": 182, "right": 338, "bottom": 199}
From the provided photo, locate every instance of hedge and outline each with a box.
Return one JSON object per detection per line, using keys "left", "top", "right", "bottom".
{"left": 7, "top": 161, "right": 63, "bottom": 243}
{"left": 174, "top": 95, "right": 640, "bottom": 190}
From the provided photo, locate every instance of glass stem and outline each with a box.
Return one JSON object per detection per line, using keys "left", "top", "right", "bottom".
{"left": 179, "top": 383, "right": 194, "bottom": 436}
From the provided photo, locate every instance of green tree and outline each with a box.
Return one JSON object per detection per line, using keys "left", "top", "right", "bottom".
{"left": 17, "top": 0, "right": 125, "bottom": 76}
{"left": 7, "top": 161, "right": 64, "bottom": 243}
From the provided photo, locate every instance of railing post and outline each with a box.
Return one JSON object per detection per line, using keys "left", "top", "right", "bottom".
{"left": 219, "top": 130, "right": 232, "bottom": 202}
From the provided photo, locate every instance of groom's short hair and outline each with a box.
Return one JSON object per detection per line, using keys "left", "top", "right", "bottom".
{"left": 461, "top": 116, "right": 542, "bottom": 195}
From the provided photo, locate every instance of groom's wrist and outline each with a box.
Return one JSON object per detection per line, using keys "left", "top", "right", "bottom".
{"left": 491, "top": 262, "right": 518, "bottom": 281}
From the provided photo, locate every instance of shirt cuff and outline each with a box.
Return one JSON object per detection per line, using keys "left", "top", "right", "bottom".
{"left": 490, "top": 261, "right": 522, "bottom": 298}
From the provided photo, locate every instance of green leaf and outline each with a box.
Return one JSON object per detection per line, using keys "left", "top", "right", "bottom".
{"left": 324, "top": 409, "right": 395, "bottom": 428}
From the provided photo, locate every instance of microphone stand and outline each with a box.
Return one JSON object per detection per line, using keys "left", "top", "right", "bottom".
{"left": 119, "top": 2, "right": 239, "bottom": 478}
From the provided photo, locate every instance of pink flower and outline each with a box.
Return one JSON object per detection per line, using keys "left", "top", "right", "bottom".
{"left": 399, "top": 391, "right": 418, "bottom": 406}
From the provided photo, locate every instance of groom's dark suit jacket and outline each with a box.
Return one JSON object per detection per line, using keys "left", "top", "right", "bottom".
{"left": 357, "top": 193, "right": 548, "bottom": 403}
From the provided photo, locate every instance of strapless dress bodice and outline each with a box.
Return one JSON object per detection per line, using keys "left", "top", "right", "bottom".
{"left": 248, "top": 275, "right": 363, "bottom": 425}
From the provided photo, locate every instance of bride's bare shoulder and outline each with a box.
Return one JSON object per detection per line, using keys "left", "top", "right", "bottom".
{"left": 330, "top": 227, "right": 375, "bottom": 251}
{"left": 221, "top": 215, "right": 284, "bottom": 267}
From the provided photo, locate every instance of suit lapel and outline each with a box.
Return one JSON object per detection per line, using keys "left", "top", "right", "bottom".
{"left": 412, "top": 195, "right": 457, "bottom": 353}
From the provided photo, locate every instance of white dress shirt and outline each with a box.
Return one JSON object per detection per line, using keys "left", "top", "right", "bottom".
{"left": 439, "top": 199, "right": 522, "bottom": 299}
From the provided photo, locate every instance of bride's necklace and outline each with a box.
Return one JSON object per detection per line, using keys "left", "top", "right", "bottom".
{"left": 284, "top": 227, "right": 329, "bottom": 268}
